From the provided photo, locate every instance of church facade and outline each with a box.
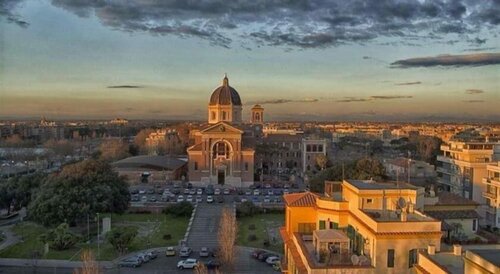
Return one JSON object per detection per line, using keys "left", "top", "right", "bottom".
{"left": 187, "top": 75, "right": 256, "bottom": 188}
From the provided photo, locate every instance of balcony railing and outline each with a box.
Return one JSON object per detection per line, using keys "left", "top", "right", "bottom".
{"left": 482, "top": 191, "right": 497, "bottom": 200}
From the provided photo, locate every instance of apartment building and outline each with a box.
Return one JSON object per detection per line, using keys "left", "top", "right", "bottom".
{"left": 436, "top": 141, "right": 500, "bottom": 206}
{"left": 280, "top": 179, "right": 442, "bottom": 274}
{"left": 483, "top": 162, "right": 500, "bottom": 228}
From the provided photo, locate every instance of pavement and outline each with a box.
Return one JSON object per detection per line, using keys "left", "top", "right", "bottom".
{"left": 0, "top": 225, "right": 20, "bottom": 251}
{"left": 186, "top": 203, "right": 225, "bottom": 251}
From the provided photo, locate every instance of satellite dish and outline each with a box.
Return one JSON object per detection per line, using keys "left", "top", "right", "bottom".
{"left": 397, "top": 197, "right": 407, "bottom": 209}
{"left": 351, "top": 255, "right": 360, "bottom": 265}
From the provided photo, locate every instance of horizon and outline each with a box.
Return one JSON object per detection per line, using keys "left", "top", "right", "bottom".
{"left": 1, "top": 0, "right": 499, "bottom": 122}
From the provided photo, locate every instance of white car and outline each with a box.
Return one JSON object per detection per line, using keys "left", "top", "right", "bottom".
{"left": 196, "top": 189, "right": 203, "bottom": 195}
{"left": 139, "top": 189, "right": 146, "bottom": 194}
{"left": 186, "top": 195, "right": 193, "bottom": 203}
{"left": 266, "top": 256, "right": 280, "bottom": 265}
{"left": 196, "top": 196, "right": 203, "bottom": 203}
{"left": 207, "top": 195, "right": 214, "bottom": 203}
{"left": 267, "top": 190, "right": 274, "bottom": 196}
{"left": 141, "top": 196, "right": 147, "bottom": 202}
{"left": 177, "top": 258, "right": 198, "bottom": 269}
{"left": 263, "top": 196, "right": 271, "bottom": 203}
{"left": 214, "top": 188, "right": 221, "bottom": 195}
{"left": 253, "top": 189, "right": 260, "bottom": 196}
{"left": 223, "top": 188, "right": 230, "bottom": 195}
{"left": 177, "top": 195, "right": 185, "bottom": 203}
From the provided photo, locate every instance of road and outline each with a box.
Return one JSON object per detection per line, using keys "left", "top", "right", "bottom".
{"left": 0, "top": 247, "right": 279, "bottom": 274}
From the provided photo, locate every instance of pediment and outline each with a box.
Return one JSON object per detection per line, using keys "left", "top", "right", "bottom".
{"left": 200, "top": 122, "right": 244, "bottom": 134}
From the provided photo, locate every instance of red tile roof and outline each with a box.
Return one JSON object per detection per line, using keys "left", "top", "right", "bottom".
{"left": 283, "top": 192, "right": 318, "bottom": 207}
{"left": 436, "top": 192, "right": 478, "bottom": 206}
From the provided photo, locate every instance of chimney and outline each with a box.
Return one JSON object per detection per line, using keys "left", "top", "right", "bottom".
{"left": 428, "top": 244, "right": 436, "bottom": 255}
{"left": 400, "top": 211, "right": 408, "bottom": 222}
{"left": 453, "top": 244, "right": 462, "bottom": 256}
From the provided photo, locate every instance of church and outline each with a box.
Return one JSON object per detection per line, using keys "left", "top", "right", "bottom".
{"left": 187, "top": 75, "right": 263, "bottom": 188}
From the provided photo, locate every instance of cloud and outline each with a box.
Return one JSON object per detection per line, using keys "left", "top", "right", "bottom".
{"left": 395, "top": 81, "right": 422, "bottom": 86}
{"left": 107, "top": 85, "right": 143, "bottom": 89}
{"left": 391, "top": 53, "right": 500, "bottom": 68}
{"left": 465, "top": 89, "right": 484, "bottom": 94}
{"left": 0, "top": 0, "right": 29, "bottom": 27}
{"left": 248, "top": 98, "right": 319, "bottom": 105}
{"left": 336, "top": 95, "right": 412, "bottom": 102}
{"left": 3, "top": 0, "right": 499, "bottom": 49}
{"left": 462, "top": 100, "right": 484, "bottom": 103}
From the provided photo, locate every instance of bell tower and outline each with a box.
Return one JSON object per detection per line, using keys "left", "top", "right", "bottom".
{"left": 251, "top": 104, "right": 264, "bottom": 124}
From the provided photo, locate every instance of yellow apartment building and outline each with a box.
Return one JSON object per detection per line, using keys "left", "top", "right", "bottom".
{"left": 280, "top": 179, "right": 442, "bottom": 274}
{"left": 483, "top": 162, "right": 500, "bottom": 228}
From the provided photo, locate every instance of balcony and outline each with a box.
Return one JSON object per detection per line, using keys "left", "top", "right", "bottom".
{"left": 482, "top": 191, "right": 497, "bottom": 200}
{"left": 436, "top": 167, "right": 454, "bottom": 175}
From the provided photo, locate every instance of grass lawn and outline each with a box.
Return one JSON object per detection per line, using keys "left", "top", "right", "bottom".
{"left": 0, "top": 213, "right": 189, "bottom": 261}
{"left": 237, "top": 213, "right": 284, "bottom": 254}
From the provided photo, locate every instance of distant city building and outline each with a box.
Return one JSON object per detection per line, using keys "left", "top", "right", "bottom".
{"left": 384, "top": 157, "right": 436, "bottom": 184}
{"left": 250, "top": 104, "right": 264, "bottom": 125}
{"left": 112, "top": 155, "right": 187, "bottom": 183}
{"left": 187, "top": 75, "right": 255, "bottom": 187}
{"left": 109, "top": 118, "right": 129, "bottom": 125}
{"left": 281, "top": 179, "right": 442, "bottom": 273}
{"left": 145, "top": 129, "right": 183, "bottom": 155}
{"left": 483, "top": 162, "right": 500, "bottom": 228}
{"left": 302, "top": 137, "right": 327, "bottom": 173}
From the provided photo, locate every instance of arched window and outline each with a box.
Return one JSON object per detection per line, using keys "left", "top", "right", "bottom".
{"left": 255, "top": 113, "right": 260, "bottom": 122}
{"left": 213, "top": 141, "right": 230, "bottom": 158}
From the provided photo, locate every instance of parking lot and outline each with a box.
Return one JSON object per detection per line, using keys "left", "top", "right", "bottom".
{"left": 128, "top": 181, "right": 305, "bottom": 207}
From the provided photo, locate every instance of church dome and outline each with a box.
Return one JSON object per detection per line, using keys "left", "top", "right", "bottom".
{"left": 209, "top": 75, "right": 242, "bottom": 106}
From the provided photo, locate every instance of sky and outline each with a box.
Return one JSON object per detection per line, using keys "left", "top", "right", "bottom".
{"left": 0, "top": 0, "right": 499, "bottom": 122}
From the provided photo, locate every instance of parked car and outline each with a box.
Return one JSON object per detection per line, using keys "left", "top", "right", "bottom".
{"left": 131, "top": 194, "right": 139, "bottom": 202}
{"left": 205, "top": 260, "right": 221, "bottom": 270}
{"left": 189, "top": 189, "right": 196, "bottom": 195}
{"left": 216, "top": 196, "right": 224, "bottom": 203}
{"left": 223, "top": 188, "right": 230, "bottom": 195}
{"left": 196, "top": 196, "right": 203, "bottom": 203}
{"left": 177, "top": 258, "right": 198, "bottom": 269}
{"left": 196, "top": 188, "right": 203, "bottom": 195}
{"left": 166, "top": 246, "right": 176, "bottom": 256}
{"left": 252, "top": 249, "right": 266, "bottom": 259}
{"left": 179, "top": 247, "right": 192, "bottom": 257}
{"left": 183, "top": 189, "right": 190, "bottom": 195}
{"left": 172, "top": 188, "right": 181, "bottom": 195}
{"left": 199, "top": 247, "right": 210, "bottom": 257}
{"left": 130, "top": 189, "right": 139, "bottom": 194}
{"left": 206, "top": 187, "right": 214, "bottom": 195}
{"left": 187, "top": 183, "right": 193, "bottom": 189}
{"left": 253, "top": 189, "right": 260, "bottom": 196}
{"left": 258, "top": 252, "right": 275, "bottom": 261}
{"left": 146, "top": 250, "right": 158, "bottom": 260}
{"left": 207, "top": 195, "right": 214, "bottom": 203}
{"left": 147, "top": 189, "right": 155, "bottom": 194}
{"left": 263, "top": 196, "right": 271, "bottom": 203}
{"left": 139, "top": 189, "right": 146, "bottom": 194}
{"left": 118, "top": 257, "right": 142, "bottom": 268}
{"left": 156, "top": 188, "right": 164, "bottom": 194}
{"left": 186, "top": 195, "right": 193, "bottom": 203}
{"left": 266, "top": 256, "right": 280, "bottom": 265}
{"left": 240, "top": 198, "right": 248, "bottom": 203}
{"left": 245, "top": 189, "right": 252, "bottom": 195}
{"left": 141, "top": 196, "right": 147, "bottom": 202}
{"left": 264, "top": 183, "right": 272, "bottom": 189}
{"left": 273, "top": 189, "right": 282, "bottom": 196}
{"left": 177, "top": 195, "right": 185, "bottom": 203}
{"left": 214, "top": 188, "right": 221, "bottom": 195}
{"left": 149, "top": 196, "right": 157, "bottom": 202}
{"left": 136, "top": 252, "right": 151, "bottom": 263}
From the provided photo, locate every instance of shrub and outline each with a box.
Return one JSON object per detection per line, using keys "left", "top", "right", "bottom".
{"left": 163, "top": 202, "right": 193, "bottom": 217}
{"left": 163, "top": 234, "right": 172, "bottom": 240}
{"left": 263, "top": 240, "right": 270, "bottom": 247}
{"left": 248, "top": 224, "right": 256, "bottom": 230}
{"left": 236, "top": 201, "right": 261, "bottom": 217}
{"left": 248, "top": 234, "right": 257, "bottom": 242}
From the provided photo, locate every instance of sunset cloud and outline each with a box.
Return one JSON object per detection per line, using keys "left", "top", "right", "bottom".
{"left": 391, "top": 53, "right": 500, "bottom": 68}
{"left": 465, "top": 89, "right": 484, "bottom": 94}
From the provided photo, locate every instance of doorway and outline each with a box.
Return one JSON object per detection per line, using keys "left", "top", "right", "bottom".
{"left": 217, "top": 170, "right": 225, "bottom": 185}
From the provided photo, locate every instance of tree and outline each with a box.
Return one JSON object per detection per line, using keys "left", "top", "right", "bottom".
{"left": 39, "top": 223, "right": 80, "bottom": 250}
{"left": 236, "top": 201, "right": 261, "bottom": 217}
{"left": 162, "top": 201, "right": 193, "bottom": 217}
{"left": 218, "top": 207, "right": 237, "bottom": 269}
{"left": 99, "top": 139, "right": 130, "bottom": 161}
{"left": 315, "top": 155, "right": 329, "bottom": 171}
{"left": 29, "top": 159, "right": 129, "bottom": 226}
{"left": 106, "top": 226, "right": 138, "bottom": 254}
{"left": 73, "top": 249, "right": 100, "bottom": 274}
{"left": 416, "top": 136, "right": 442, "bottom": 165}
{"left": 309, "top": 157, "right": 387, "bottom": 193}
{"left": 44, "top": 139, "right": 76, "bottom": 156}
{"left": 0, "top": 173, "right": 45, "bottom": 214}
{"left": 134, "top": 129, "right": 155, "bottom": 154}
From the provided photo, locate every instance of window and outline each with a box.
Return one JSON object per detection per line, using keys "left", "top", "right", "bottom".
{"left": 318, "top": 144, "right": 323, "bottom": 152}
{"left": 409, "top": 249, "right": 417, "bottom": 268}
{"left": 319, "top": 220, "right": 326, "bottom": 230}
{"left": 211, "top": 111, "right": 216, "bottom": 120}
{"left": 387, "top": 249, "right": 395, "bottom": 268}
{"left": 245, "top": 162, "right": 249, "bottom": 171}
{"left": 222, "top": 111, "right": 226, "bottom": 120}
{"left": 329, "top": 222, "right": 339, "bottom": 229}
{"left": 194, "top": 162, "right": 198, "bottom": 171}
{"left": 306, "top": 145, "right": 311, "bottom": 152}
{"left": 472, "top": 219, "right": 478, "bottom": 232}
{"left": 298, "top": 223, "right": 316, "bottom": 234}
{"left": 366, "top": 198, "right": 373, "bottom": 204}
